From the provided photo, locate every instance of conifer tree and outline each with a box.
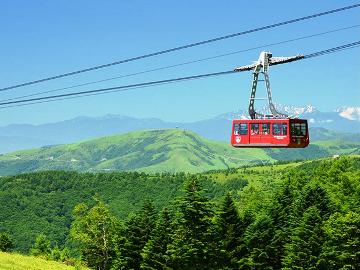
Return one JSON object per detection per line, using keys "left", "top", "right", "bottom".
{"left": 215, "top": 193, "right": 245, "bottom": 269}
{"left": 141, "top": 208, "right": 173, "bottom": 269}
{"left": 282, "top": 206, "right": 324, "bottom": 269}
{"left": 240, "top": 214, "right": 274, "bottom": 269}
{"left": 267, "top": 181, "right": 295, "bottom": 269}
{"left": 318, "top": 211, "right": 360, "bottom": 269}
{"left": 139, "top": 201, "right": 157, "bottom": 245}
{"left": 167, "top": 178, "right": 215, "bottom": 270}
{"left": 112, "top": 201, "right": 157, "bottom": 270}
{"left": 113, "top": 214, "right": 143, "bottom": 269}
{"left": 298, "top": 184, "right": 333, "bottom": 218}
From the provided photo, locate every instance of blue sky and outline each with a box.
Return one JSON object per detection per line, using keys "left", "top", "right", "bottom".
{"left": 0, "top": 0, "right": 359, "bottom": 125}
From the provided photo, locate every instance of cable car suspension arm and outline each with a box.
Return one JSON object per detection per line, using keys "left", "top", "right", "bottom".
{"left": 234, "top": 52, "right": 304, "bottom": 119}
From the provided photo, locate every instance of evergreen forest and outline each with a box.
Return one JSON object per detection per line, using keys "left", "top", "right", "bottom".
{"left": 1, "top": 156, "right": 359, "bottom": 269}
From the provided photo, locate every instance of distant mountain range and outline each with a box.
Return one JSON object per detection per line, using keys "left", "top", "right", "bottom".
{"left": 0, "top": 129, "right": 359, "bottom": 176}
{"left": 0, "top": 105, "right": 359, "bottom": 153}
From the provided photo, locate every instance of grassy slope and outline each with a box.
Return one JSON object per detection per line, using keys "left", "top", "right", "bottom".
{"left": 0, "top": 128, "right": 358, "bottom": 175}
{"left": 0, "top": 129, "right": 271, "bottom": 175}
{"left": 0, "top": 252, "right": 88, "bottom": 270}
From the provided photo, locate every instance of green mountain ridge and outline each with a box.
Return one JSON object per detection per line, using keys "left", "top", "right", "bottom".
{"left": 0, "top": 128, "right": 358, "bottom": 175}
{"left": 0, "top": 129, "right": 268, "bottom": 175}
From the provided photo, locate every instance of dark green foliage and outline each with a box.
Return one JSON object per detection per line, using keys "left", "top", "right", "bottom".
{"left": 0, "top": 171, "right": 188, "bottom": 252}
{"left": 215, "top": 193, "right": 247, "bottom": 269}
{"left": 0, "top": 232, "right": 13, "bottom": 252}
{"left": 319, "top": 211, "right": 360, "bottom": 269}
{"left": 70, "top": 200, "right": 117, "bottom": 270}
{"left": 112, "top": 214, "right": 143, "bottom": 269}
{"left": 112, "top": 201, "right": 157, "bottom": 270}
{"left": 167, "top": 179, "right": 215, "bottom": 270}
{"left": 141, "top": 208, "right": 173, "bottom": 269}
{"left": 0, "top": 156, "right": 359, "bottom": 269}
{"left": 266, "top": 181, "right": 296, "bottom": 269}
{"left": 298, "top": 184, "right": 334, "bottom": 218}
{"left": 241, "top": 214, "right": 275, "bottom": 269}
{"left": 283, "top": 206, "right": 325, "bottom": 269}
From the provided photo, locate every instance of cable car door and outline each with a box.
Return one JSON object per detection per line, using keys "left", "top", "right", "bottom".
{"left": 260, "top": 123, "right": 271, "bottom": 144}
{"left": 250, "top": 123, "right": 261, "bottom": 144}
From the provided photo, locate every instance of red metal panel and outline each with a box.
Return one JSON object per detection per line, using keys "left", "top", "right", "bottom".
{"left": 231, "top": 118, "right": 309, "bottom": 148}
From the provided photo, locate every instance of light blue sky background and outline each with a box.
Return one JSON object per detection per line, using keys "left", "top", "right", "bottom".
{"left": 0, "top": 0, "right": 359, "bottom": 125}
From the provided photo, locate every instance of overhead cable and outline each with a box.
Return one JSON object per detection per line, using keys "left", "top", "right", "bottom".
{"left": 0, "top": 3, "right": 359, "bottom": 92}
{"left": 0, "top": 41, "right": 359, "bottom": 109}
{"left": 0, "top": 71, "right": 237, "bottom": 106}
{"left": 304, "top": 40, "right": 360, "bottom": 58}
{"left": 2, "top": 24, "right": 359, "bottom": 103}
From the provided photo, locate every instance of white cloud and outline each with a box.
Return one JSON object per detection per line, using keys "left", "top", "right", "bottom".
{"left": 337, "top": 107, "right": 360, "bottom": 121}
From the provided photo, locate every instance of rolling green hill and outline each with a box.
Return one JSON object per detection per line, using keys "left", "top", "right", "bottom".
{"left": 0, "top": 129, "right": 269, "bottom": 175}
{"left": 0, "top": 129, "right": 358, "bottom": 175}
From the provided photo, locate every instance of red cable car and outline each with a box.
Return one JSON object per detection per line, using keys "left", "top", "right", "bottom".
{"left": 230, "top": 52, "right": 309, "bottom": 148}
{"left": 231, "top": 118, "right": 309, "bottom": 148}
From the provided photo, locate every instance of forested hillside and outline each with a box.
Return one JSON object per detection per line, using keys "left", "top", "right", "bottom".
{"left": 0, "top": 129, "right": 359, "bottom": 175}
{"left": 1, "top": 156, "right": 359, "bottom": 269}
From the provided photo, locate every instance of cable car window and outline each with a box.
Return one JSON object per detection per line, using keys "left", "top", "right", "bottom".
{"left": 239, "top": 123, "right": 248, "bottom": 135}
{"left": 300, "top": 123, "right": 307, "bottom": 136}
{"left": 291, "top": 123, "right": 304, "bottom": 136}
{"left": 251, "top": 124, "right": 259, "bottom": 135}
{"left": 272, "top": 123, "right": 281, "bottom": 135}
{"left": 234, "top": 124, "right": 240, "bottom": 135}
{"left": 282, "top": 123, "right": 288, "bottom": 135}
{"left": 262, "top": 123, "right": 270, "bottom": 135}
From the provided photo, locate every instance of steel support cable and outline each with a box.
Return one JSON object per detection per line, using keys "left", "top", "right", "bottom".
{"left": 0, "top": 70, "right": 237, "bottom": 106}
{"left": 0, "top": 41, "right": 359, "bottom": 109}
{"left": 2, "top": 24, "right": 359, "bottom": 103}
{"left": 0, "top": 3, "right": 359, "bottom": 92}
{"left": 304, "top": 40, "right": 360, "bottom": 58}
{"left": 0, "top": 79, "right": 215, "bottom": 109}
